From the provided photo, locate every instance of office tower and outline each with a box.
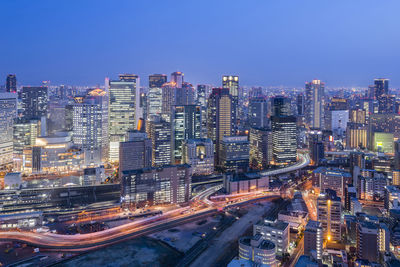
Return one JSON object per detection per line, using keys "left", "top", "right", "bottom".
{"left": 108, "top": 74, "right": 141, "bottom": 162}
{"left": 238, "top": 236, "right": 277, "bottom": 267}
{"left": 222, "top": 75, "right": 239, "bottom": 99}
{"left": 21, "top": 86, "right": 48, "bottom": 120}
{"left": 374, "top": 78, "right": 389, "bottom": 99}
{"left": 13, "top": 119, "right": 40, "bottom": 155}
{"left": 149, "top": 74, "right": 167, "bottom": 88}
{"left": 317, "top": 189, "right": 341, "bottom": 242}
{"left": 72, "top": 89, "right": 109, "bottom": 166}
{"left": 176, "top": 82, "right": 195, "bottom": 106}
{"left": 148, "top": 88, "right": 163, "bottom": 118}
{"left": 171, "top": 71, "right": 184, "bottom": 88}
{"left": 121, "top": 164, "right": 191, "bottom": 208}
{"left": 356, "top": 221, "right": 379, "bottom": 262}
{"left": 182, "top": 138, "right": 214, "bottom": 176}
{"left": 330, "top": 110, "right": 348, "bottom": 135}
{"left": 161, "top": 82, "right": 176, "bottom": 121}
{"left": 303, "top": 220, "right": 323, "bottom": 259}
{"left": 172, "top": 105, "right": 201, "bottom": 162}
{"left": 220, "top": 136, "right": 249, "bottom": 173}
{"left": 248, "top": 97, "right": 269, "bottom": 128}
{"left": 196, "top": 84, "right": 209, "bottom": 107}
{"left": 197, "top": 84, "right": 210, "bottom": 137}
{"left": 222, "top": 75, "right": 239, "bottom": 127}
{"left": 119, "top": 130, "right": 152, "bottom": 179}
{"left": 249, "top": 127, "right": 272, "bottom": 170}
{"left": 378, "top": 94, "right": 396, "bottom": 114}
{"left": 207, "top": 88, "right": 235, "bottom": 164}
{"left": 310, "top": 140, "right": 324, "bottom": 166}
{"left": 372, "top": 132, "right": 394, "bottom": 153}
{"left": 0, "top": 93, "right": 17, "bottom": 170}
{"left": 253, "top": 218, "right": 290, "bottom": 256}
{"left": 271, "top": 116, "right": 297, "bottom": 165}
{"left": 297, "top": 93, "right": 305, "bottom": 116}
{"left": 350, "top": 109, "right": 366, "bottom": 124}
{"left": 272, "top": 96, "right": 291, "bottom": 117}
{"left": 147, "top": 115, "right": 172, "bottom": 166}
{"left": 6, "top": 74, "right": 17, "bottom": 93}
{"left": 346, "top": 122, "right": 368, "bottom": 149}
{"left": 305, "top": 79, "right": 325, "bottom": 129}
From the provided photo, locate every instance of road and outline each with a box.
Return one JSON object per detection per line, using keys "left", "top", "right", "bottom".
{"left": 0, "top": 152, "right": 310, "bottom": 253}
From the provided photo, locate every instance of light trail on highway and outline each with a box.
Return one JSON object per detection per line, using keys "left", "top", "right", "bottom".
{"left": 0, "top": 152, "right": 310, "bottom": 252}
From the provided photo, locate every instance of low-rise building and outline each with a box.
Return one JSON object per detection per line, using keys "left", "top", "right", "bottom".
{"left": 277, "top": 210, "right": 308, "bottom": 232}
{"left": 238, "top": 235, "right": 277, "bottom": 266}
{"left": 253, "top": 218, "right": 289, "bottom": 256}
{"left": 224, "top": 172, "right": 269, "bottom": 195}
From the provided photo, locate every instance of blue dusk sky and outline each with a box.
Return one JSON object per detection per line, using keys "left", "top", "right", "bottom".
{"left": 1, "top": 0, "right": 400, "bottom": 87}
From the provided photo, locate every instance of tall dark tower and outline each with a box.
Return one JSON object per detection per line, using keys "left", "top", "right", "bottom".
{"left": 21, "top": 86, "right": 48, "bottom": 120}
{"left": 6, "top": 74, "right": 17, "bottom": 93}
{"left": 374, "top": 78, "right": 389, "bottom": 99}
{"left": 149, "top": 74, "right": 167, "bottom": 88}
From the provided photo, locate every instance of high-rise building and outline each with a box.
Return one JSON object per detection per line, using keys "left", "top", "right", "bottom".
{"left": 310, "top": 140, "right": 324, "bottom": 166}
{"left": 350, "top": 109, "right": 366, "bottom": 124}
{"left": 161, "top": 82, "right": 177, "bottom": 121}
{"left": 249, "top": 127, "right": 272, "bottom": 170}
{"left": 176, "top": 82, "right": 195, "bottom": 106}
{"left": 222, "top": 75, "right": 239, "bottom": 98}
{"left": 374, "top": 78, "right": 389, "bottom": 99}
{"left": 0, "top": 93, "right": 17, "bottom": 170}
{"left": 108, "top": 74, "right": 141, "bottom": 162}
{"left": 356, "top": 221, "right": 379, "bottom": 262}
{"left": 196, "top": 84, "right": 210, "bottom": 107}
{"left": 305, "top": 80, "right": 325, "bottom": 129}
{"left": 21, "top": 86, "right": 48, "bottom": 120}
{"left": 272, "top": 96, "right": 291, "bottom": 117}
{"left": 119, "top": 130, "right": 152, "bottom": 179}
{"left": 121, "top": 164, "right": 191, "bottom": 208}
{"left": 147, "top": 115, "right": 172, "bottom": 166}
{"left": 222, "top": 75, "right": 239, "bottom": 127}
{"left": 303, "top": 220, "right": 323, "bottom": 259}
{"left": 317, "top": 189, "right": 341, "bottom": 242}
{"left": 149, "top": 74, "right": 167, "bottom": 88}
{"left": 182, "top": 138, "right": 214, "bottom": 176}
{"left": 72, "top": 89, "right": 109, "bottom": 166}
{"left": 248, "top": 97, "right": 269, "bottom": 129}
{"left": 297, "top": 93, "right": 305, "bottom": 116}
{"left": 271, "top": 116, "right": 297, "bottom": 165}
{"left": 172, "top": 105, "right": 201, "bottom": 162}
{"left": 220, "top": 136, "right": 249, "bottom": 173}
{"left": 6, "top": 74, "right": 17, "bottom": 93}
{"left": 207, "top": 88, "right": 235, "bottom": 164}
{"left": 346, "top": 122, "right": 368, "bottom": 149}
{"left": 171, "top": 71, "right": 184, "bottom": 88}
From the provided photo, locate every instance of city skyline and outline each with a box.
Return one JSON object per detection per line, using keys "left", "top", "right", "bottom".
{"left": 1, "top": 0, "right": 400, "bottom": 87}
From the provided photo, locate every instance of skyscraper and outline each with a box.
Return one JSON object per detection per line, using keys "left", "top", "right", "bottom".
{"left": 207, "top": 88, "right": 234, "bottom": 164}
{"left": 119, "top": 130, "right": 152, "bottom": 179}
{"left": 21, "top": 86, "right": 48, "bottom": 120}
{"left": 248, "top": 97, "right": 269, "bottom": 129}
{"left": 72, "top": 89, "right": 109, "bottom": 166}
{"left": 6, "top": 74, "right": 17, "bottom": 93}
{"left": 305, "top": 80, "right": 325, "bottom": 129}
{"left": 296, "top": 93, "right": 305, "bottom": 116}
{"left": 147, "top": 115, "right": 172, "bottom": 166}
{"left": 172, "top": 105, "right": 201, "bottom": 162}
{"left": 171, "top": 71, "right": 184, "bottom": 88}
{"left": 272, "top": 96, "right": 291, "bottom": 117}
{"left": 220, "top": 136, "right": 249, "bottom": 173}
{"left": 374, "top": 78, "right": 389, "bottom": 99}
{"left": 222, "top": 75, "right": 239, "bottom": 128}
{"left": 108, "top": 74, "right": 141, "bottom": 162}
{"left": 249, "top": 127, "right": 272, "bottom": 170}
{"left": 271, "top": 116, "right": 297, "bottom": 165}
{"left": 0, "top": 93, "right": 17, "bottom": 170}
{"left": 182, "top": 138, "right": 214, "bottom": 176}
{"left": 149, "top": 74, "right": 167, "bottom": 88}
{"left": 176, "top": 82, "right": 195, "bottom": 106}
